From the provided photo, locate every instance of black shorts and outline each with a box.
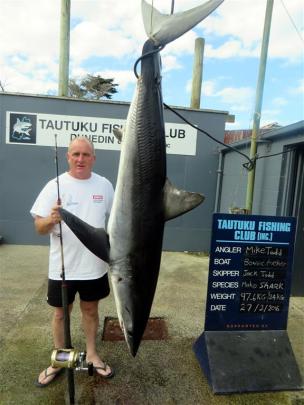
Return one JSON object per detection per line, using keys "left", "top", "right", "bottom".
{"left": 47, "top": 274, "right": 110, "bottom": 307}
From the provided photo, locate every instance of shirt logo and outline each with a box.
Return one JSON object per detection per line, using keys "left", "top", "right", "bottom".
{"left": 93, "top": 195, "right": 104, "bottom": 203}
{"left": 65, "top": 194, "right": 79, "bottom": 207}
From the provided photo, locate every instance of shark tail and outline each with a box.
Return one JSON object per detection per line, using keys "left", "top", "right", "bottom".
{"left": 141, "top": 0, "right": 224, "bottom": 47}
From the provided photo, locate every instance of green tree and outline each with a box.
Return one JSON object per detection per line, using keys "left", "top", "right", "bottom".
{"left": 68, "top": 74, "right": 118, "bottom": 100}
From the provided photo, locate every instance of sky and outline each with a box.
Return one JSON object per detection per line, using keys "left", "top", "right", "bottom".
{"left": 0, "top": 0, "right": 303, "bottom": 130}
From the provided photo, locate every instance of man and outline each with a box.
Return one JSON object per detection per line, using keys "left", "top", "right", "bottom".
{"left": 31, "top": 137, "right": 115, "bottom": 387}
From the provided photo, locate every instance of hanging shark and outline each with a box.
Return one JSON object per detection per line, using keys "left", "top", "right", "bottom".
{"left": 59, "top": 0, "right": 224, "bottom": 356}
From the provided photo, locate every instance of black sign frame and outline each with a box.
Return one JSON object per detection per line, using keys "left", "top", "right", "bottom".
{"left": 204, "top": 213, "right": 296, "bottom": 331}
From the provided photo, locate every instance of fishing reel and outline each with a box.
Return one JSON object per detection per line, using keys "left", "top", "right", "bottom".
{"left": 51, "top": 348, "right": 94, "bottom": 376}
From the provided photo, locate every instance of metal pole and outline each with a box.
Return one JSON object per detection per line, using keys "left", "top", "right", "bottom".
{"left": 170, "top": 0, "right": 175, "bottom": 14}
{"left": 245, "top": 0, "right": 274, "bottom": 213}
{"left": 58, "top": 0, "right": 71, "bottom": 96}
{"left": 214, "top": 150, "right": 224, "bottom": 212}
{"left": 190, "top": 38, "right": 205, "bottom": 109}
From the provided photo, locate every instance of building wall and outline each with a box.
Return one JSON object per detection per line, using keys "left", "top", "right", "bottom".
{"left": 0, "top": 92, "right": 228, "bottom": 251}
{"left": 219, "top": 125, "right": 304, "bottom": 215}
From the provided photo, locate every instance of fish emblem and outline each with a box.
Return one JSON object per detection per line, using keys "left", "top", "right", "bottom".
{"left": 12, "top": 117, "right": 32, "bottom": 140}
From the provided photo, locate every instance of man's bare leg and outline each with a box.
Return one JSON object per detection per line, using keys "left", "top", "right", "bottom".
{"left": 80, "top": 300, "right": 113, "bottom": 377}
{"left": 36, "top": 305, "right": 73, "bottom": 385}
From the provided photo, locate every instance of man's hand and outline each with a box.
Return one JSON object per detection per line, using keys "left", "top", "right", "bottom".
{"left": 50, "top": 205, "right": 62, "bottom": 225}
{"left": 34, "top": 204, "right": 62, "bottom": 235}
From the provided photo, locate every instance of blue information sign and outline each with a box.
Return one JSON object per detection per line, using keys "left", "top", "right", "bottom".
{"left": 204, "top": 214, "right": 296, "bottom": 331}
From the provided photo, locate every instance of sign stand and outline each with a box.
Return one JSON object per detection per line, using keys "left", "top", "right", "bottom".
{"left": 194, "top": 214, "right": 303, "bottom": 393}
{"left": 194, "top": 330, "right": 303, "bottom": 393}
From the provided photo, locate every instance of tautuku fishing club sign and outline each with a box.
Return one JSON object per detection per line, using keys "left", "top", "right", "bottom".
{"left": 6, "top": 111, "right": 198, "bottom": 156}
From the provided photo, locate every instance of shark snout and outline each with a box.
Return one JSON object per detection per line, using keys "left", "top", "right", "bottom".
{"left": 121, "top": 320, "right": 141, "bottom": 357}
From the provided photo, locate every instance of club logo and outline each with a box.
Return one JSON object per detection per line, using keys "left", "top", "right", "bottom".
{"left": 9, "top": 113, "right": 37, "bottom": 144}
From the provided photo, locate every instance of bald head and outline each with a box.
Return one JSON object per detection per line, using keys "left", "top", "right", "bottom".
{"left": 68, "top": 137, "right": 95, "bottom": 156}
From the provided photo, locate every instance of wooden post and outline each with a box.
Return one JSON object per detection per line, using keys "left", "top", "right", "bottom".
{"left": 190, "top": 38, "right": 205, "bottom": 109}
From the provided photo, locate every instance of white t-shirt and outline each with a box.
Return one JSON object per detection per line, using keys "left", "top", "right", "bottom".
{"left": 30, "top": 172, "right": 114, "bottom": 280}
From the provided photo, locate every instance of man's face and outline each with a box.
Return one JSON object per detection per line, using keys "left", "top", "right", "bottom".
{"left": 67, "top": 139, "right": 96, "bottom": 179}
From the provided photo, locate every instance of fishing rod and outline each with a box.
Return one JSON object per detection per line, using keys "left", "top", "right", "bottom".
{"left": 54, "top": 134, "right": 75, "bottom": 405}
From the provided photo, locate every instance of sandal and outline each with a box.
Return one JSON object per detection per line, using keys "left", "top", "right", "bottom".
{"left": 35, "top": 367, "right": 64, "bottom": 388}
{"left": 94, "top": 362, "right": 115, "bottom": 379}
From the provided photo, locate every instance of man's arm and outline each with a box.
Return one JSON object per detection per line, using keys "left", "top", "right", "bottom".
{"left": 34, "top": 205, "right": 61, "bottom": 235}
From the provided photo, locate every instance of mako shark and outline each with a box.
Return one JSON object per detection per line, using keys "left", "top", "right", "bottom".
{"left": 60, "top": 0, "right": 224, "bottom": 356}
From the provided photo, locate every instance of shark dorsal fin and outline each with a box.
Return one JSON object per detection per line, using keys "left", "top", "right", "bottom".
{"left": 164, "top": 178, "right": 205, "bottom": 221}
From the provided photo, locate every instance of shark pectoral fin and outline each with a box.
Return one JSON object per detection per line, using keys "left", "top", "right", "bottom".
{"left": 141, "top": 0, "right": 224, "bottom": 47}
{"left": 113, "top": 128, "right": 123, "bottom": 142}
{"left": 164, "top": 178, "right": 205, "bottom": 221}
{"left": 59, "top": 208, "right": 110, "bottom": 263}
